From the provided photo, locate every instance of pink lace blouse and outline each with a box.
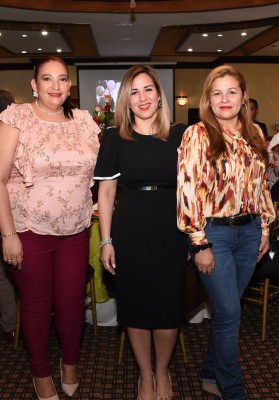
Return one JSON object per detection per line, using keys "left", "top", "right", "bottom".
{"left": 0, "top": 103, "right": 100, "bottom": 235}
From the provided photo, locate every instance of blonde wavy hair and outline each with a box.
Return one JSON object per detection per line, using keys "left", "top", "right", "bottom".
{"left": 114, "top": 65, "right": 171, "bottom": 140}
{"left": 199, "top": 64, "right": 267, "bottom": 166}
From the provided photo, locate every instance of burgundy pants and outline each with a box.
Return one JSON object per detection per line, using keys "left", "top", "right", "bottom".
{"left": 12, "top": 230, "right": 89, "bottom": 377}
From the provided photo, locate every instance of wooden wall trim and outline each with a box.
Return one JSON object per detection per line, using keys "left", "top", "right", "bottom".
{"left": 2, "top": 0, "right": 278, "bottom": 13}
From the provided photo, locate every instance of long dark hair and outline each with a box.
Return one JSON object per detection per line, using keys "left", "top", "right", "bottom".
{"left": 33, "top": 56, "right": 74, "bottom": 119}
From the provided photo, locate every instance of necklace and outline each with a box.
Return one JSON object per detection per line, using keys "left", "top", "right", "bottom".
{"left": 36, "top": 99, "right": 63, "bottom": 115}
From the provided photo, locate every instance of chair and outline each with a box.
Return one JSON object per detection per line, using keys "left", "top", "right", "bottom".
{"left": 117, "top": 327, "right": 187, "bottom": 364}
{"left": 14, "top": 264, "right": 97, "bottom": 349}
{"left": 86, "top": 265, "right": 98, "bottom": 335}
{"left": 242, "top": 202, "right": 279, "bottom": 340}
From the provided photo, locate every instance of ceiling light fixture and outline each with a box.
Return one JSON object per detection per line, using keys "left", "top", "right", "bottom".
{"left": 176, "top": 96, "right": 188, "bottom": 106}
{"left": 41, "top": 30, "right": 48, "bottom": 36}
{"left": 130, "top": 0, "right": 136, "bottom": 8}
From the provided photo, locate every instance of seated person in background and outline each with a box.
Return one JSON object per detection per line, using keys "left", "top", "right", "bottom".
{"left": 270, "top": 144, "right": 279, "bottom": 202}
{"left": 249, "top": 97, "right": 268, "bottom": 138}
{"left": 0, "top": 89, "right": 14, "bottom": 111}
{"left": 0, "top": 253, "right": 17, "bottom": 342}
{"left": 267, "top": 133, "right": 279, "bottom": 190}
{"left": 266, "top": 135, "right": 273, "bottom": 148}
{"left": 0, "top": 89, "right": 17, "bottom": 343}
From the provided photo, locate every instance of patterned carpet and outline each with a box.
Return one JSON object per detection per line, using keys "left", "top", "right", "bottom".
{"left": 1, "top": 298, "right": 279, "bottom": 400}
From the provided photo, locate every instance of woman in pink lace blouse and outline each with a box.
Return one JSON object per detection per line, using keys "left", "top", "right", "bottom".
{"left": 0, "top": 57, "right": 100, "bottom": 400}
{"left": 177, "top": 65, "right": 275, "bottom": 400}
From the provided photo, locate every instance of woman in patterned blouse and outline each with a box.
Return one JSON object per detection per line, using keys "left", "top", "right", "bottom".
{"left": 0, "top": 57, "right": 100, "bottom": 400}
{"left": 177, "top": 65, "right": 275, "bottom": 400}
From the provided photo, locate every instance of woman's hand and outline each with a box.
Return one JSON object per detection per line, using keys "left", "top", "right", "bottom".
{"left": 194, "top": 248, "right": 215, "bottom": 276}
{"left": 101, "top": 243, "right": 116, "bottom": 275}
{"left": 2, "top": 234, "right": 23, "bottom": 270}
{"left": 257, "top": 234, "right": 269, "bottom": 261}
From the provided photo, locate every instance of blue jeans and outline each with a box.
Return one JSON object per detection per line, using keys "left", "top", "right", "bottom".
{"left": 200, "top": 217, "right": 262, "bottom": 400}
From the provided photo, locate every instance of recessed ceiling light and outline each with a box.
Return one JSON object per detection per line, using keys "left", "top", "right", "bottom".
{"left": 41, "top": 30, "right": 48, "bottom": 36}
{"left": 241, "top": 32, "right": 247, "bottom": 36}
{"left": 21, "top": 50, "right": 27, "bottom": 53}
{"left": 202, "top": 33, "right": 208, "bottom": 37}
{"left": 218, "top": 34, "right": 223, "bottom": 37}
{"left": 38, "top": 48, "right": 42, "bottom": 51}
{"left": 188, "top": 48, "right": 193, "bottom": 52}
{"left": 0, "top": 33, "right": 2, "bottom": 37}
{"left": 217, "top": 49, "right": 222, "bottom": 52}
{"left": 56, "top": 49, "right": 62, "bottom": 53}
{"left": 22, "top": 34, "right": 27, "bottom": 38}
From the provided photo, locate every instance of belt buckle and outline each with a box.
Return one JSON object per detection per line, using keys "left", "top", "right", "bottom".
{"left": 229, "top": 215, "right": 241, "bottom": 228}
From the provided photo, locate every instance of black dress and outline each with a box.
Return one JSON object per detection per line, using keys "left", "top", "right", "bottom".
{"left": 94, "top": 124, "right": 188, "bottom": 329}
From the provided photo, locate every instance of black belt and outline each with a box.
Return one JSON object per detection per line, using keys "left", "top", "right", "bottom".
{"left": 206, "top": 214, "right": 257, "bottom": 228}
{"left": 124, "top": 185, "right": 176, "bottom": 191}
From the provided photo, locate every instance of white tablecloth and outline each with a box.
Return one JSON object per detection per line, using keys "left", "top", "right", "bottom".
{"left": 187, "top": 301, "right": 212, "bottom": 323}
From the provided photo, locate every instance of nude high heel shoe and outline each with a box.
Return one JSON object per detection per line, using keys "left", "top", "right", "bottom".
{"left": 155, "top": 372, "right": 173, "bottom": 400}
{"left": 32, "top": 377, "right": 59, "bottom": 400}
{"left": 137, "top": 374, "right": 156, "bottom": 400}
{"left": 60, "top": 358, "right": 79, "bottom": 397}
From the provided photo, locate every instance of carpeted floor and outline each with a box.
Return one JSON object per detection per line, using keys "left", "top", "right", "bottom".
{"left": 1, "top": 298, "right": 279, "bottom": 400}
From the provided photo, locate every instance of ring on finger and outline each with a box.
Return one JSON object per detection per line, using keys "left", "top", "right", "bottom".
{"left": 7, "top": 259, "right": 12, "bottom": 264}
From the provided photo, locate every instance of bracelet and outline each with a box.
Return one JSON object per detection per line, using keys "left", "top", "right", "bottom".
{"left": 99, "top": 238, "right": 112, "bottom": 248}
{"left": 192, "top": 242, "right": 213, "bottom": 255}
{"left": 1, "top": 231, "right": 17, "bottom": 238}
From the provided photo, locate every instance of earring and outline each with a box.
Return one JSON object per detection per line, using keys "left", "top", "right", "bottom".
{"left": 242, "top": 102, "right": 248, "bottom": 113}
{"left": 32, "top": 91, "right": 38, "bottom": 99}
{"left": 158, "top": 99, "right": 162, "bottom": 109}
{"left": 68, "top": 92, "right": 71, "bottom": 97}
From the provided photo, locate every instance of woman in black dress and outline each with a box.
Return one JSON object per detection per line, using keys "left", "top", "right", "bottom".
{"left": 94, "top": 65, "right": 188, "bottom": 400}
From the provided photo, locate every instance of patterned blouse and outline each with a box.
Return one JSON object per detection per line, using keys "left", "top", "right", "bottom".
{"left": 177, "top": 122, "right": 275, "bottom": 245}
{"left": 0, "top": 103, "right": 100, "bottom": 236}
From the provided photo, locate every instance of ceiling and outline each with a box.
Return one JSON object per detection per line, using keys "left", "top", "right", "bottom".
{"left": 1, "top": 0, "right": 279, "bottom": 68}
